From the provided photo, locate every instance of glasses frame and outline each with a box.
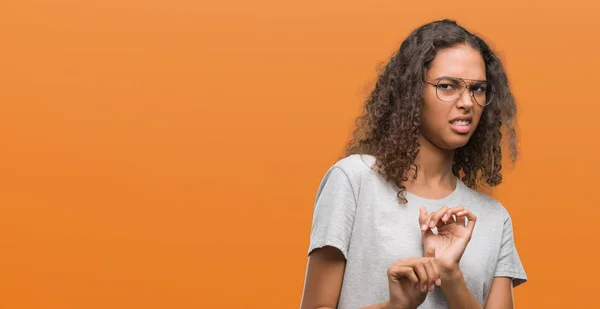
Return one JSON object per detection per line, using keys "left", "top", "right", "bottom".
{"left": 424, "top": 76, "right": 495, "bottom": 107}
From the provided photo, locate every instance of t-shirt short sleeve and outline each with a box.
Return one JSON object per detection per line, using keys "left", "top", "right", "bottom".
{"left": 494, "top": 208, "right": 528, "bottom": 287}
{"left": 307, "top": 166, "right": 357, "bottom": 259}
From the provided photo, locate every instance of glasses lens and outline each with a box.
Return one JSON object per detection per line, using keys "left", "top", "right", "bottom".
{"left": 470, "top": 81, "right": 491, "bottom": 106}
{"left": 471, "top": 82, "right": 495, "bottom": 106}
{"left": 435, "top": 78, "right": 464, "bottom": 102}
{"left": 485, "top": 83, "right": 495, "bottom": 106}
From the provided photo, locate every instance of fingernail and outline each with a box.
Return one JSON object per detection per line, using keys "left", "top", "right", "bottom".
{"left": 429, "top": 220, "right": 435, "bottom": 228}
{"left": 436, "top": 278, "right": 442, "bottom": 286}
{"left": 429, "top": 284, "right": 434, "bottom": 292}
{"left": 421, "top": 224, "right": 428, "bottom": 231}
{"left": 442, "top": 214, "right": 448, "bottom": 221}
{"left": 421, "top": 285, "right": 427, "bottom": 292}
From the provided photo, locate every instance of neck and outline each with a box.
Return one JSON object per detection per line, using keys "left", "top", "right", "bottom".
{"left": 407, "top": 135, "right": 456, "bottom": 188}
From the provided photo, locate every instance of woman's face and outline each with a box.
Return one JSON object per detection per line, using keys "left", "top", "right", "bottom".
{"left": 420, "top": 44, "right": 486, "bottom": 151}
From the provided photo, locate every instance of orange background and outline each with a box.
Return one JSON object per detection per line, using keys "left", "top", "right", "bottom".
{"left": 1, "top": 0, "right": 599, "bottom": 308}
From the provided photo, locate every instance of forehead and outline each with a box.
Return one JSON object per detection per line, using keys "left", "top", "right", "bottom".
{"left": 427, "top": 45, "right": 486, "bottom": 81}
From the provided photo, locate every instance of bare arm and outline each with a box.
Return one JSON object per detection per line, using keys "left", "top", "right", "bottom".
{"left": 441, "top": 270, "right": 515, "bottom": 309}
{"left": 299, "top": 246, "right": 346, "bottom": 309}
{"left": 299, "top": 246, "right": 390, "bottom": 309}
{"left": 484, "top": 277, "right": 514, "bottom": 309}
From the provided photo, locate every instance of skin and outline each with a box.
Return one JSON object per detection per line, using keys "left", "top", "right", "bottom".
{"left": 300, "top": 45, "right": 516, "bottom": 309}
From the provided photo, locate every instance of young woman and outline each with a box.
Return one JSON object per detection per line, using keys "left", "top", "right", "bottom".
{"left": 300, "top": 20, "right": 527, "bottom": 309}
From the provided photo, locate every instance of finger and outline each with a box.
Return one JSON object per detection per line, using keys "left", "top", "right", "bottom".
{"left": 442, "top": 206, "right": 465, "bottom": 224}
{"left": 430, "top": 259, "right": 442, "bottom": 286}
{"left": 429, "top": 206, "right": 448, "bottom": 228}
{"left": 436, "top": 207, "right": 461, "bottom": 228}
{"left": 423, "top": 259, "right": 437, "bottom": 292}
{"left": 456, "top": 209, "right": 477, "bottom": 232}
{"left": 442, "top": 206, "right": 463, "bottom": 224}
{"left": 423, "top": 246, "right": 435, "bottom": 258}
{"left": 425, "top": 213, "right": 434, "bottom": 230}
{"left": 464, "top": 210, "right": 477, "bottom": 232}
{"left": 413, "top": 262, "right": 429, "bottom": 292}
{"left": 387, "top": 265, "right": 419, "bottom": 285}
{"left": 456, "top": 212, "right": 466, "bottom": 226}
{"left": 419, "top": 206, "right": 429, "bottom": 231}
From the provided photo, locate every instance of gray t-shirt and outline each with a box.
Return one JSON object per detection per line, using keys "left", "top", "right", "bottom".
{"left": 306, "top": 154, "right": 527, "bottom": 309}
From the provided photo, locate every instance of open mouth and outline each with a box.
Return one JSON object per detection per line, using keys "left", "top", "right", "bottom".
{"left": 449, "top": 119, "right": 472, "bottom": 134}
{"left": 450, "top": 120, "right": 471, "bottom": 126}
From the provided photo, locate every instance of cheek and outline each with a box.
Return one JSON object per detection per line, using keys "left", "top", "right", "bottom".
{"left": 421, "top": 97, "right": 448, "bottom": 128}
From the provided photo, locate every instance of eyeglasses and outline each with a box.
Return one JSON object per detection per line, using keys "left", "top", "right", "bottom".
{"left": 424, "top": 76, "right": 495, "bottom": 107}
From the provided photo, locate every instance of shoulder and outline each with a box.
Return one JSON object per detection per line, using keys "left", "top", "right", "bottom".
{"left": 331, "top": 154, "right": 378, "bottom": 176}
{"left": 315, "top": 154, "right": 382, "bottom": 198}
{"left": 325, "top": 154, "right": 381, "bottom": 185}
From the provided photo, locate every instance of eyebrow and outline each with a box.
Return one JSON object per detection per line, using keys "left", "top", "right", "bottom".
{"left": 434, "top": 76, "right": 488, "bottom": 83}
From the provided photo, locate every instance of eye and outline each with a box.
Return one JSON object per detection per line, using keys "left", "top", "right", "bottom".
{"left": 437, "top": 83, "right": 455, "bottom": 90}
{"left": 436, "top": 78, "right": 461, "bottom": 91}
{"left": 471, "top": 84, "right": 487, "bottom": 93}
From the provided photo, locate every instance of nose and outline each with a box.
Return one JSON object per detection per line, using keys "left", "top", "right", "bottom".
{"left": 456, "top": 88, "right": 475, "bottom": 110}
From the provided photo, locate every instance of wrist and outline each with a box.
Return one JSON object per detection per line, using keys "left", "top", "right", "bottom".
{"left": 438, "top": 263, "right": 463, "bottom": 282}
{"left": 438, "top": 267, "right": 478, "bottom": 307}
{"left": 383, "top": 301, "right": 415, "bottom": 309}
{"left": 440, "top": 264, "right": 463, "bottom": 283}
{"left": 440, "top": 267, "right": 466, "bottom": 295}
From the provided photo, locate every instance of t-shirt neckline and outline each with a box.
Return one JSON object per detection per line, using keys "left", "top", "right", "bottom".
{"left": 405, "top": 177, "right": 465, "bottom": 205}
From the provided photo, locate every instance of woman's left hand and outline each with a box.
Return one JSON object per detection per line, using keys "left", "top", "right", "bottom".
{"left": 419, "top": 206, "right": 477, "bottom": 278}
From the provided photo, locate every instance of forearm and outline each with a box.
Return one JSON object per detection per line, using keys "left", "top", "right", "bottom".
{"left": 360, "top": 301, "right": 391, "bottom": 309}
{"left": 440, "top": 268, "right": 482, "bottom": 309}
{"left": 311, "top": 301, "right": 390, "bottom": 309}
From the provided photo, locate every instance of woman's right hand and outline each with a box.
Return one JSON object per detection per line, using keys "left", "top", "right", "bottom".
{"left": 386, "top": 257, "right": 441, "bottom": 309}
{"left": 419, "top": 206, "right": 477, "bottom": 277}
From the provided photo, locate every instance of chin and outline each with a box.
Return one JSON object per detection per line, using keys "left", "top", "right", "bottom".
{"left": 442, "top": 135, "right": 471, "bottom": 150}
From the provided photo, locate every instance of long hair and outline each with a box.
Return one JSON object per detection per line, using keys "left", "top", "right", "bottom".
{"left": 345, "top": 19, "right": 518, "bottom": 203}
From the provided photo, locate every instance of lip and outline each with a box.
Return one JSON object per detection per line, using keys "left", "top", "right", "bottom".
{"left": 449, "top": 115, "right": 473, "bottom": 123}
{"left": 449, "top": 115, "right": 473, "bottom": 134}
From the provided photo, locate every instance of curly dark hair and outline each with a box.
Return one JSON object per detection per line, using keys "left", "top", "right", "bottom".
{"left": 344, "top": 19, "right": 518, "bottom": 203}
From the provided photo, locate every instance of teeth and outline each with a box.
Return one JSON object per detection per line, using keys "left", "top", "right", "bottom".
{"left": 452, "top": 120, "right": 470, "bottom": 126}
